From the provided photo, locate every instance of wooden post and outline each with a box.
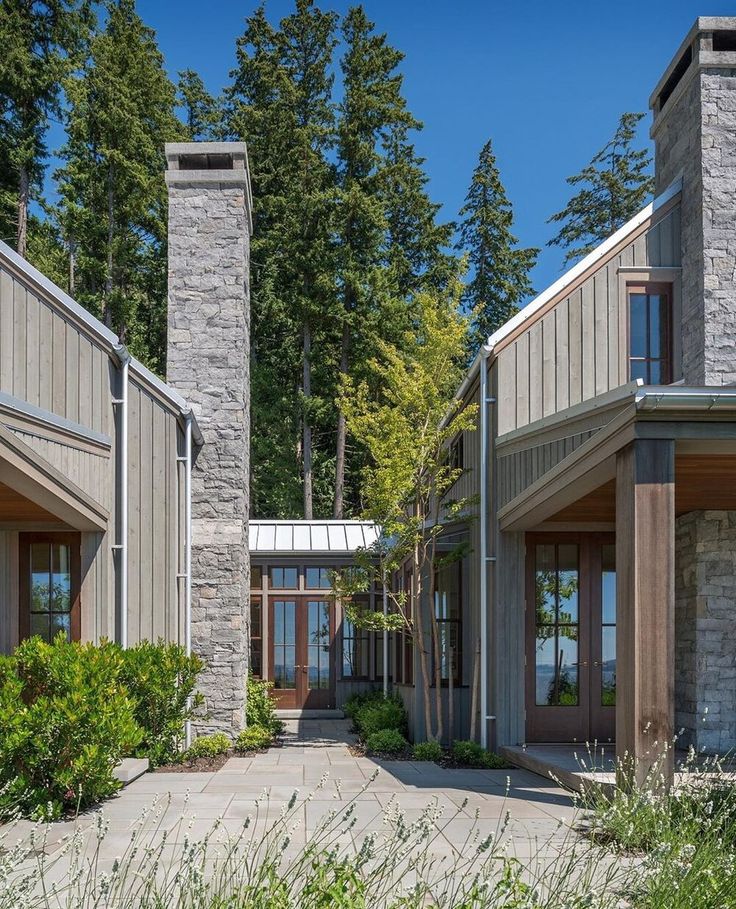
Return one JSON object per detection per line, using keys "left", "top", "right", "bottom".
{"left": 615, "top": 438, "right": 675, "bottom": 787}
{"left": 469, "top": 639, "right": 480, "bottom": 742}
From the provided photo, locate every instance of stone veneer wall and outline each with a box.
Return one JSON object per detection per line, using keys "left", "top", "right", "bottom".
{"left": 166, "top": 143, "right": 251, "bottom": 734}
{"left": 654, "top": 41, "right": 736, "bottom": 385}
{"left": 675, "top": 511, "right": 736, "bottom": 753}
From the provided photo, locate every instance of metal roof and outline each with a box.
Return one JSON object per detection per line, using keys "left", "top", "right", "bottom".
{"left": 249, "top": 520, "right": 380, "bottom": 555}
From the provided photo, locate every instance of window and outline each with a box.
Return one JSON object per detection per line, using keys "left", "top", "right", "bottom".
{"left": 305, "top": 566, "right": 331, "bottom": 589}
{"left": 601, "top": 545, "right": 616, "bottom": 707}
{"left": 534, "top": 543, "right": 579, "bottom": 707}
{"left": 434, "top": 560, "right": 462, "bottom": 685}
{"left": 342, "top": 596, "right": 370, "bottom": 678}
{"left": 628, "top": 283, "right": 672, "bottom": 384}
{"left": 270, "top": 566, "right": 298, "bottom": 588}
{"left": 251, "top": 565, "right": 263, "bottom": 589}
{"left": 250, "top": 597, "right": 263, "bottom": 677}
{"left": 443, "top": 434, "right": 464, "bottom": 472}
{"left": 394, "top": 568, "right": 414, "bottom": 685}
{"left": 19, "top": 534, "right": 80, "bottom": 643}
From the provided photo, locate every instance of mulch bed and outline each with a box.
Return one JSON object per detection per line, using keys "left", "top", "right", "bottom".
{"left": 349, "top": 740, "right": 511, "bottom": 769}
{"left": 154, "top": 752, "right": 232, "bottom": 773}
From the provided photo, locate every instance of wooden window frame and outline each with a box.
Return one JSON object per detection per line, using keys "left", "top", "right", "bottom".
{"left": 626, "top": 281, "right": 674, "bottom": 385}
{"left": 305, "top": 566, "right": 332, "bottom": 590}
{"left": 18, "top": 532, "right": 81, "bottom": 643}
{"left": 269, "top": 565, "right": 299, "bottom": 589}
{"left": 250, "top": 595, "right": 263, "bottom": 678}
{"left": 433, "top": 559, "right": 463, "bottom": 687}
{"left": 341, "top": 596, "right": 371, "bottom": 680}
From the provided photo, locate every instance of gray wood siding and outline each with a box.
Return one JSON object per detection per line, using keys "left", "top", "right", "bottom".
{"left": 496, "top": 206, "right": 681, "bottom": 436}
{"left": 0, "top": 265, "right": 113, "bottom": 436}
{"left": 0, "top": 530, "right": 18, "bottom": 654}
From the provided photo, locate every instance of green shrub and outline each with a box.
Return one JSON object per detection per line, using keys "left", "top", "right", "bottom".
{"left": 450, "top": 739, "right": 507, "bottom": 769}
{"left": 355, "top": 696, "right": 407, "bottom": 738}
{"left": 246, "top": 675, "right": 283, "bottom": 735}
{"left": 184, "top": 732, "right": 231, "bottom": 760}
{"left": 235, "top": 724, "right": 272, "bottom": 752}
{"left": 119, "top": 640, "right": 203, "bottom": 767}
{"left": 343, "top": 688, "right": 383, "bottom": 720}
{"left": 412, "top": 740, "right": 443, "bottom": 762}
{"left": 0, "top": 636, "right": 142, "bottom": 820}
{"left": 365, "top": 728, "right": 408, "bottom": 756}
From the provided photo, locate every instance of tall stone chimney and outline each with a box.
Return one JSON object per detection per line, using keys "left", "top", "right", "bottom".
{"left": 165, "top": 142, "right": 251, "bottom": 734}
{"left": 651, "top": 17, "right": 736, "bottom": 386}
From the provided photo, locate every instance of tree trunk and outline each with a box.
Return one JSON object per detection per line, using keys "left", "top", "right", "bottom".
{"left": 413, "top": 506, "right": 434, "bottom": 741}
{"left": 333, "top": 320, "right": 349, "bottom": 518}
{"left": 104, "top": 163, "right": 114, "bottom": 329}
{"left": 302, "top": 320, "right": 313, "bottom": 520}
{"left": 16, "top": 166, "right": 29, "bottom": 258}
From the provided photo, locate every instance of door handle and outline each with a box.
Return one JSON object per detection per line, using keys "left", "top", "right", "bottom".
{"left": 573, "top": 661, "right": 589, "bottom": 667}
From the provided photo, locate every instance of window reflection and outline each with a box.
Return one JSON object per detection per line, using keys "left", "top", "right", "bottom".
{"left": 29, "top": 542, "right": 72, "bottom": 643}
{"left": 535, "top": 543, "right": 580, "bottom": 706}
{"left": 601, "top": 545, "right": 616, "bottom": 706}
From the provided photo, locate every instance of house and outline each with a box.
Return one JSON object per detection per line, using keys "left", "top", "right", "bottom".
{"left": 408, "top": 17, "right": 736, "bottom": 782}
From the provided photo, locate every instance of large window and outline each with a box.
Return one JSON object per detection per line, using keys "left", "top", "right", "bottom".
{"left": 342, "top": 596, "right": 370, "bottom": 679}
{"left": 628, "top": 283, "right": 672, "bottom": 384}
{"left": 19, "top": 534, "right": 80, "bottom": 643}
{"left": 601, "top": 545, "right": 616, "bottom": 707}
{"left": 270, "top": 566, "right": 298, "bottom": 589}
{"left": 250, "top": 597, "right": 263, "bottom": 677}
{"left": 395, "top": 568, "right": 414, "bottom": 685}
{"left": 305, "top": 566, "right": 331, "bottom": 589}
{"left": 434, "top": 560, "right": 462, "bottom": 685}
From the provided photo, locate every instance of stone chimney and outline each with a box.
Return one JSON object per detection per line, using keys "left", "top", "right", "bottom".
{"left": 165, "top": 142, "right": 251, "bottom": 734}
{"left": 651, "top": 18, "right": 736, "bottom": 386}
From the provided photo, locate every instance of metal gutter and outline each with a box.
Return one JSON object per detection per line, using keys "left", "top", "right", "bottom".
{"left": 0, "top": 390, "right": 112, "bottom": 449}
{"left": 184, "top": 412, "right": 194, "bottom": 748}
{"left": 479, "top": 347, "right": 493, "bottom": 749}
{"left": 112, "top": 344, "right": 130, "bottom": 649}
{"left": 636, "top": 386, "right": 736, "bottom": 412}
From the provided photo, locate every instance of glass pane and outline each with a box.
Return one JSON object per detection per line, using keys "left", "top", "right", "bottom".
{"left": 629, "top": 293, "right": 648, "bottom": 358}
{"left": 649, "top": 361, "right": 662, "bottom": 384}
{"left": 306, "top": 567, "right": 331, "bottom": 589}
{"left": 601, "top": 545, "right": 616, "bottom": 624}
{"left": 31, "top": 543, "right": 51, "bottom": 613}
{"left": 273, "top": 601, "right": 295, "bottom": 645}
{"left": 271, "top": 567, "right": 298, "bottom": 588}
{"left": 535, "top": 628, "right": 579, "bottom": 706}
{"left": 557, "top": 545, "right": 579, "bottom": 623}
{"left": 535, "top": 544, "right": 556, "bottom": 624}
{"left": 648, "top": 296, "right": 661, "bottom": 357}
{"left": 251, "top": 566, "right": 263, "bottom": 589}
{"left": 30, "top": 612, "right": 50, "bottom": 640}
{"left": 601, "top": 626, "right": 616, "bottom": 706}
{"left": 308, "top": 601, "right": 330, "bottom": 646}
{"left": 51, "top": 612, "right": 71, "bottom": 641}
{"left": 307, "top": 601, "right": 330, "bottom": 689}
{"left": 51, "top": 544, "right": 71, "bottom": 613}
{"left": 251, "top": 599, "right": 261, "bottom": 638}
{"left": 630, "top": 359, "right": 648, "bottom": 382}
{"left": 274, "top": 646, "right": 296, "bottom": 689}
{"left": 657, "top": 295, "right": 670, "bottom": 375}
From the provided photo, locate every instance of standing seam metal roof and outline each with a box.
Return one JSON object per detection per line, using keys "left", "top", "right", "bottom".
{"left": 249, "top": 521, "right": 379, "bottom": 554}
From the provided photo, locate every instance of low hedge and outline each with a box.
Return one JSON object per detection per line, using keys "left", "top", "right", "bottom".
{"left": 353, "top": 694, "right": 408, "bottom": 739}
{"left": 184, "top": 732, "right": 231, "bottom": 760}
{"left": 236, "top": 725, "right": 272, "bottom": 752}
{"left": 0, "top": 637, "right": 142, "bottom": 820}
{"left": 450, "top": 739, "right": 507, "bottom": 769}
{"left": 366, "top": 728, "right": 408, "bottom": 756}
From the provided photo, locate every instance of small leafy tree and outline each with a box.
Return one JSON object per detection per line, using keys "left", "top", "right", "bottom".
{"left": 547, "top": 112, "right": 654, "bottom": 265}
{"left": 334, "top": 281, "right": 477, "bottom": 741}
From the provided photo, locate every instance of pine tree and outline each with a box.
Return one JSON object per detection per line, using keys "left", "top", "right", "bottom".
{"left": 333, "top": 5, "right": 419, "bottom": 519}
{"left": 548, "top": 112, "right": 654, "bottom": 265}
{"left": 178, "top": 70, "right": 223, "bottom": 141}
{"left": 228, "top": 1, "right": 338, "bottom": 519}
{"left": 55, "top": 0, "right": 183, "bottom": 371}
{"left": 0, "top": 0, "right": 93, "bottom": 255}
{"left": 458, "top": 139, "right": 538, "bottom": 348}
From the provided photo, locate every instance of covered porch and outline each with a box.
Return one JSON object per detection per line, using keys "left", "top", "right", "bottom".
{"left": 499, "top": 386, "right": 736, "bottom": 784}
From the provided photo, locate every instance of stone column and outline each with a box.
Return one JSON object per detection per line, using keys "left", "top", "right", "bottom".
{"left": 165, "top": 142, "right": 251, "bottom": 735}
{"left": 675, "top": 511, "right": 736, "bottom": 755}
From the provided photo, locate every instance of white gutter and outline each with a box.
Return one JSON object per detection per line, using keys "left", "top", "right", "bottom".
{"left": 382, "top": 566, "right": 389, "bottom": 698}
{"left": 113, "top": 345, "right": 130, "bottom": 649}
{"left": 183, "top": 412, "right": 194, "bottom": 747}
{"left": 479, "top": 345, "right": 493, "bottom": 749}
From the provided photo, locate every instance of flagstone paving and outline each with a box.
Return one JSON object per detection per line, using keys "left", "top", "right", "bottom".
{"left": 1, "top": 719, "right": 583, "bottom": 876}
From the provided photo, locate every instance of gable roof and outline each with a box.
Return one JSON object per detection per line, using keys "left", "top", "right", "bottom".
{"left": 250, "top": 520, "right": 380, "bottom": 555}
{"left": 446, "top": 176, "right": 683, "bottom": 418}
{"left": 0, "top": 239, "right": 202, "bottom": 445}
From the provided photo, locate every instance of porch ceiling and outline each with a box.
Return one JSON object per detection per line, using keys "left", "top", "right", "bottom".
{"left": 548, "top": 454, "right": 736, "bottom": 523}
{"left": 0, "top": 480, "right": 60, "bottom": 523}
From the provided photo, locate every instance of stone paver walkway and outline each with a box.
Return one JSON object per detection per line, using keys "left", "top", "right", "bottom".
{"left": 1, "top": 720, "right": 583, "bottom": 885}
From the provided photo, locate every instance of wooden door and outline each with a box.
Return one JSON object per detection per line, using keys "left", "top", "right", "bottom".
{"left": 525, "top": 534, "right": 616, "bottom": 743}
{"left": 269, "top": 597, "right": 335, "bottom": 709}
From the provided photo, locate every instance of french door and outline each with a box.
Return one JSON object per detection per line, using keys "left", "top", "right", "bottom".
{"left": 525, "top": 534, "right": 616, "bottom": 743}
{"left": 269, "top": 597, "right": 335, "bottom": 709}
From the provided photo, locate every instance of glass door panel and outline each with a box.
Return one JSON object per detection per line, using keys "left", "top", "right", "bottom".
{"left": 307, "top": 601, "right": 330, "bottom": 691}
{"left": 600, "top": 544, "right": 616, "bottom": 707}
{"left": 272, "top": 600, "right": 297, "bottom": 690}
{"left": 534, "top": 543, "right": 580, "bottom": 707}
{"left": 28, "top": 540, "right": 73, "bottom": 642}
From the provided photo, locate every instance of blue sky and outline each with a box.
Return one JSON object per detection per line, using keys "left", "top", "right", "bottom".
{"left": 136, "top": 2, "right": 733, "bottom": 296}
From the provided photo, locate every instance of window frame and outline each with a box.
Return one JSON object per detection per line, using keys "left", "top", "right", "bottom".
{"left": 341, "top": 595, "right": 371, "bottom": 680}
{"left": 626, "top": 281, "right": 673, "bottom": 385}
{"left": 433, "top": 559, "right": 463, "bottom": 687}
{"left": 250, "top": 595, "right": 263, "bottom": 678}
{"left": 19, "top": 532, "right": 81, "bottom": 643}
{"left": 305, "top": 566, "right": 332, "bottom": 590}
{"left": 269, "top": 565, "right": 299, "bottom": 589}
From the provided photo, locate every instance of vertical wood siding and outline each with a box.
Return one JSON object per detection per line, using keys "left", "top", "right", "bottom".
{"left": 496, "top": 207, "right": 681, "bottom": 436}
{"left": 0, "top": 530, "right": 19, "bottom": 654}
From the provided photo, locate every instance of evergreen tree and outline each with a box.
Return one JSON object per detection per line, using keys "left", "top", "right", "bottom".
{"left": 333, "top": 5, "right": 419, "bottom": 519}
{"left": 178, "top": 70, "right": 223, "bottom": 141}
{"left": 0, "top": 0, "right": 93, "bottom": 255}
{"left": 458, "top": 139, "right": 538, "bottom": 348}
{"left": 228, "top": 1, "right": 338, "bottom": 519}
{"left": 55, "top": 0, "right": 183, "bottom": 371}
{"left": 547, "top": 112, "right": 654, "bottom": 265}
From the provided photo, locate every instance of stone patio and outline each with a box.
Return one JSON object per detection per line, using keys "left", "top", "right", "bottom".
{"left": 1, "top": 720, "right": 583, "bottom": 885}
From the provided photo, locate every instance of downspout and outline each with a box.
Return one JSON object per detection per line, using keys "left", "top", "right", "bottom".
{"left": 184, "top": 411, "right": 193, "bottom": 748}
{"left": 113, "top": 344, "right": 130, "bottom": 649}
{"left": 479, "top": 346, "right": 495, "bottom": 749}
{"left": 382, "top": 565, "right": 389, "bottom": 698}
